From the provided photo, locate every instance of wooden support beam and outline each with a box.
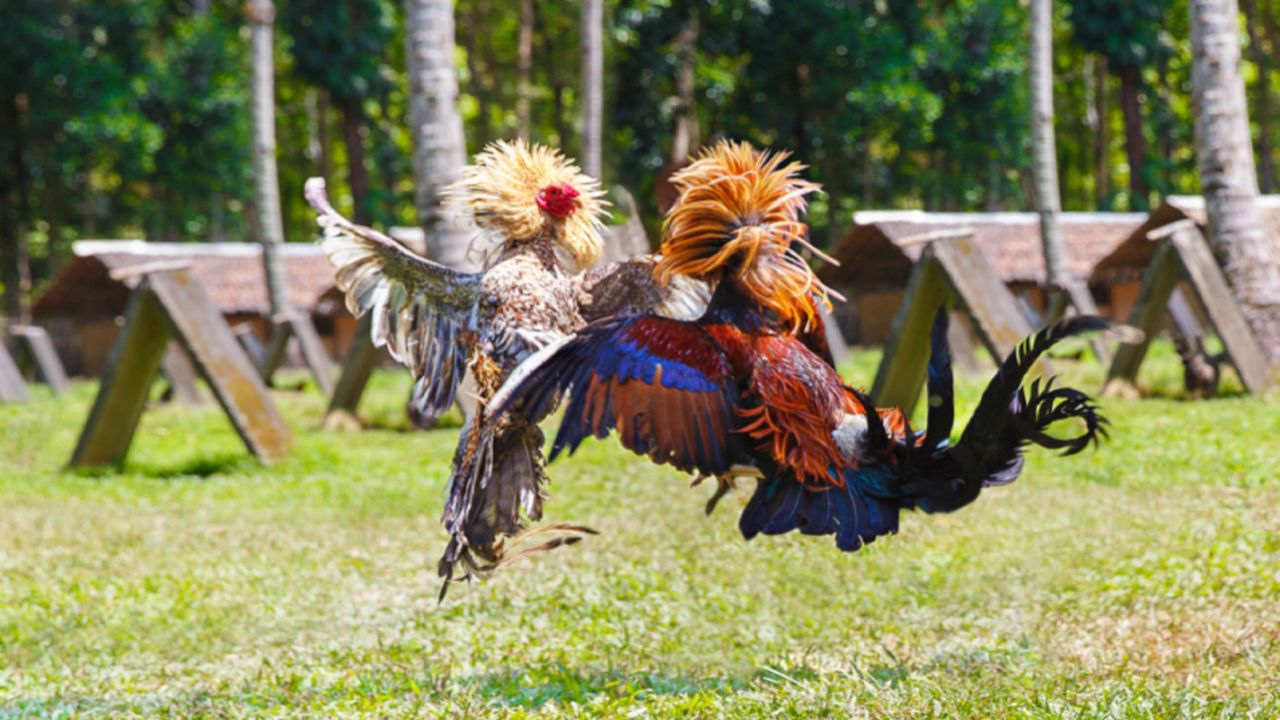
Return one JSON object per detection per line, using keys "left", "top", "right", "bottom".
{"left": 258, "top": 313, "right": 335, "bottom": 395}
{"left": 287, "top": 312, "right": 335, "bottom": 396}
{"left": 819, "top": 304, "right": 850, "bottom": 367}
{"left": 1061, "top": 279, "right": 1112, "bottom": 364}
{"left": 1107, "top": 224, "right": 1270, "bottom": 395}
{"left": 70, "top": 268, "right": 292, "bottom": 468}
{"left": 323, "top": 313, "right": 378, "bottom": 428}
{"left": 234, "top": 324, "right": 268, "bottom": 368}
{"left": 259, "top": 319, "right": 291, "bottom": 381}
{"left": 0, "top": 341, "right": 31, "bottom": 403}
{"left": 1167, "top": 226, "right": 1271, "bottom": 394}
{"left": 946, "top": 311, "right": 986, "bottom": 374}
{"left": 1166, "top": 287, "right": 1205, "bottom": 342}
{"left": 1106, "top": 241, "right": 1180, "bottom": 389}
{"left": 872, "top": 258, "right": 948, "bottom": 413}
{"left": 159, "top": 341, "right": 204, "bottom": 405}
{"left": 872, "top": 233, "right": 1039, "bottom": 415}
{"left": 8, "top": 325, "right": 70, "bottom": 395}
{"left": 932, "top": 236, "right": 1039, "bottom": 363}
{"left": 70, "top": 289, "right": 172, "bottom": 466}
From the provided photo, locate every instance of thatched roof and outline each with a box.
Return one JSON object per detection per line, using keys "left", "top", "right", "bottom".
{"left": 1090, "top": 195, "right": 1280, "bottom": 283}
{"left": 820, "top": 211, "right": 1145, "bottom": 291}
{"left": 32, "top": 241, "right": 337, "bottom": 320}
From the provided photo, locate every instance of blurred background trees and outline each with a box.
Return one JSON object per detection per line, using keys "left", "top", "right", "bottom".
{"left": 4, "top": 0, "right": 1280, "bottom": 306}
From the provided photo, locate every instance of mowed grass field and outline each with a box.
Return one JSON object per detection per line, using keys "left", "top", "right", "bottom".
{"left": 1, "top": 343, "right": 1278, "bottom": 718}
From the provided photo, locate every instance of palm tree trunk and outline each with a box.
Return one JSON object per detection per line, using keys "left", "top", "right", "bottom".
{"left": 460, "top": 1, "right": 492, "bottom": 143}
{"left": 246, "top": 0, "right": 290, "bottom": 318}
{"left": 1091, "top": 54, "right": 1111, "bottom": 209}
{"left": 404, "top": 0, "right": 472, "bottom": 269}
{"left": 1191, "top": 0, "right": 1280, "bottom": 363}
{"left": 580, "top": 0, "right": 604, "bottom": 179}
{"left": 1029, "top": 0, "right": 1067, "bottom": 300}
{"left": 670, "top": 15, "right": 699, "bottom": 165}
{"left": 1118, "top": 63, "right": 1149, "bottom": 210}
{"left": 1243, "top": 0, "right": 1278, "bottom": 191}
{"left": 338, "top": 96, "right": 371, "bottom": 224}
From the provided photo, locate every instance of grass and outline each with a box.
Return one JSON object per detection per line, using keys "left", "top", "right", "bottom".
{"left": 0, "top": 342, "right": 1278, "bottom": 718}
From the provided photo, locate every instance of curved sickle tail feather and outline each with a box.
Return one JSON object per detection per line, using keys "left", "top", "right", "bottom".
{"left": 739, "top": 312, "right": 1110, "bottom": 552}
{"left": 910, "top": 314, "right": 1111, "bottom": 514}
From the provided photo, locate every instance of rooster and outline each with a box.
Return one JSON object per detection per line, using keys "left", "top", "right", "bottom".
{"left": 307, "top": 140, "right": 716, "bottom": 590}
{"left": 491, "top": 141, "right": 1108, "bottom": 553}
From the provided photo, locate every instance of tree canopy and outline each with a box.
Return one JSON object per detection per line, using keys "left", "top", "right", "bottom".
{"left": 3, "top": 0, "right": 1278, "bottom": 308}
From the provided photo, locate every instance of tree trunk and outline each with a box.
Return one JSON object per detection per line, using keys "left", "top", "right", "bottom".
{"left": 1243, "top": 0, "right": 1278, "bottom": 192}
{"left": 460, "top": 1, "right": 492, "bottom": 143}
{"left": 305, "top": 88, "right": 330, "bottom": 182}
{"left": 404, "top": 0, "right": 472, "bottom": 269}
{"left": 552, "top": 80, "right": 569, "bottom": 147}
{"left": 580, "top": 0, "right": 604, "bottom": 179}
{"left": 1092, "top": 55, "right": 1111, "bottom": 209}
{"left": 1029, "top": 0, "right": 1067, "bottom": 295}
{"left": 516, "top": 0, "right": 534, "bottom": 141}
{"left": 247, "top": 0, "right": 291, "bottom": 319}
{"left": 338, "top": 96, "right": 371, "bottom": 224}
{"left": 670, "top": 15, "right": 699, "bottom": 164}
{"left": 3, "top": 91, "right": 32, "bottom": 321}
{"left": 1191, "top": 0, "right": 1280, "bottom": 363}
{"left": 1118, "top": 63, "right": 1149, "bottom": 210}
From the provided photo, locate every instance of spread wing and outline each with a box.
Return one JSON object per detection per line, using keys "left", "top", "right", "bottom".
{"left": 578, "top": 255, "right": 710, "bottom": 322}
{"left": 306, "top": 178, "right": 481, "bottom": 417}
{"left": 490, "top": 315, "right": 744, "bottom": 476}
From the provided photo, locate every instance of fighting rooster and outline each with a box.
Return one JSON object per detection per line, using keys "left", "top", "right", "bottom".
{"left": 306, "top": 140, "right": 707, "bottom": 589}
{"left": 492, "top": 141, "right": 1108, "bottom": 552}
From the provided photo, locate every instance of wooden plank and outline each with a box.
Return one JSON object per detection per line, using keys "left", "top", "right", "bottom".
{"left": 9, "top": 325, "right": 69, "bottom": 395}
{"left": 1107, "top": 241, "right": 1181, "bottom": 387}
{"left": 288, "top": 312, "right": 336, "bottom": 396}
{"left": 0, "top": 342, "right": 31, "bottom": 403}
{"left": 234, "top": 324, "right": 268, "bottom": 368}
{"left": 324, "top": 313, "right": 378, "bottom": 428}
{"left": 148, "top": 270, "right": 292, "bottom": 462}
{"left": 159, "top": 341, "right": 204, "bottom": 405}
{"left": 873, "top": 234, "right": 1043, "bottom": 416}
{"left": 1166, "top": 286, "right": 1205, "bottom": 342}
{"left": 946, "top": 310, "right": 986, "bottom": 374}
{"left": 70, "top": 289, "right": 171, "bottom": 467}
{"left": 871, "top": 257, "right": 949, "bottom": 413}
{"left": 819, "top": 303, "right": 851, "bottom": 367}
{"left": 259, "top": 319, "right": 291, "bottom": 382}
{"left": 930, "top": 235, "right": 1039, "bottom": 369}
{"left": 1062, "top": 279, "right": 1112, "bottom": 364}
{"left": 1168, "top": 226, "right": 1272, "bottom": 394}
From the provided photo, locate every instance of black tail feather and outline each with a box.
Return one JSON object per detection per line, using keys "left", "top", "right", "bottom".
{"left": 739, "top": 472, "right": 901, "bottom": 552}
{"left": 923, "top": 309, "right": 954, "bottom": 454}
{"left": 910, "top": 315, "right": 1110, "bottom": 513}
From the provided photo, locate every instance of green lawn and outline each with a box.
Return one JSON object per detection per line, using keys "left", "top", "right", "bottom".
{"left": 1, "top": 345, "right": 1278, "bottom": 718}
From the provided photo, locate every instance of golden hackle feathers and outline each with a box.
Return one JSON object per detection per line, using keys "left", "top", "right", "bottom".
{"left": 444, "top": 140, "right": 607, "bottom": 271}
{"left": 656, "top": 140, "right": 839, "bottom": 333}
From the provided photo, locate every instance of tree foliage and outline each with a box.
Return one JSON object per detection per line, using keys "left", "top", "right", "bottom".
{"left": 3, "top": 0, "right": 1278, "bottom": 307}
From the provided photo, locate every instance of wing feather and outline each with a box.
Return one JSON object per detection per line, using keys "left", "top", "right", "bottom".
{"left": 307, "top": 177, "right": 481, "bottom": 418}
{"left": 491, "top": 316, "right": 743, "bottom": 477}
{"left": 578, "top": 255, "right": 710, "bottom": 322}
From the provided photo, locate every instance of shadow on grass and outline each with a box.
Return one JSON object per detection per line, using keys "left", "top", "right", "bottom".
{"left": 67, "top": 453, "right": 256, "bottom": 480}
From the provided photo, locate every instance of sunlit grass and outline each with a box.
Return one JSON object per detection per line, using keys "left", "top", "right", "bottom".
{"left": 0, "top": 343, "right": 1277, "bottom": 718}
